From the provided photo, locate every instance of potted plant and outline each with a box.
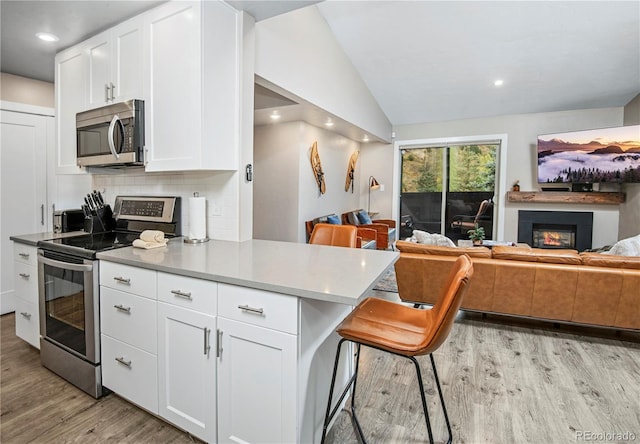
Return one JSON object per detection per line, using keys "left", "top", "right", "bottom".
{"left": 467, "top": 223, "right": 485, "bottom": 246}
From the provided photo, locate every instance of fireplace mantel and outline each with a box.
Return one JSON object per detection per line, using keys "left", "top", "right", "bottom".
{"left": 507, "top": 191, "right": 625, "bottom": 205}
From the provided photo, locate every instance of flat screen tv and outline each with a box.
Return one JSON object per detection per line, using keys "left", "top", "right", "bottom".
{"left": 537, "top": 125, "right": 640, "bottom": 183}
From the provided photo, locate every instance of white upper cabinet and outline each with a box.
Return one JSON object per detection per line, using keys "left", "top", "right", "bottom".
{"left": 144, "top": 0, "right": 240, "bottom": 172}
{"left": 55, "top": 0, "right": 241, "bottom": 173}
{"left": 54, "top": 45, "right": 87, "bottom": 174}
{"left": 87, "top": 17, "right": 144, "bottom": 107}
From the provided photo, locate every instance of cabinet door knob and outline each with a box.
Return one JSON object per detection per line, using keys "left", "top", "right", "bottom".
{"left": 238, "top": 304, "right": 264, "bottom": 315}
{"left": 115, "top": 357, "right": 132, "bottom": 368}
{"left": 110, "top": 82, "right": 115, "bottom": 100}
{"left": 171, "top": 289, "right": 192, "bottom": 300}
{"left": 19, "top": 253, "right": 29, "bottom": 259}
{"left": 19, "top": 273, "right": 30, "bottom": 279}
{"left": 203, "top": 327, "right": 211, "bottom": 356}
{"left": 216, "top": 329, "right": 223, "bottom": 358}
{"left": 114, "top": 304, "right": 131, "bottom": 313}
{"left": 20, "top": 312, "right": 32, "bottom": 320}
{"left": 113, "top": 276, "right": 131, "bottom": 285}
{"left": 105, "top": 84, "right": 110, "bottom": 102}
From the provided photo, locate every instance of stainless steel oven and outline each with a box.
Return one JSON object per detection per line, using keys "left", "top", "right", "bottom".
{"left": 38, "top": 249, "right": 102, "bottom": 397}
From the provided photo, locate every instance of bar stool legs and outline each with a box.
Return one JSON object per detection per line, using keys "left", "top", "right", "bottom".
{"left": 320, "top": 340, "right": 453, "bottom": 444}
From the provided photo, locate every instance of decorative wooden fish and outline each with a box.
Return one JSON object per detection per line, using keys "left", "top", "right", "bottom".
{"left": 345, "top": 150, "right": 359, "bottom": 192}
{"left": 310, "top": 141, "right": 326, "bottom": 194}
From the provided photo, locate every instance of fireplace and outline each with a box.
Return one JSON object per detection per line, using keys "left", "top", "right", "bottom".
{"left": 518, "top": 211, "right": 593, "bottom": 251}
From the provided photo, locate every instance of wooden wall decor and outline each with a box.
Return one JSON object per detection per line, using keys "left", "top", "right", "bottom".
{"left": 345, "top": 151, "right": 359, "bottom": 193}
{"left": 310, "top": 141, "right": 326, "bottom": 194}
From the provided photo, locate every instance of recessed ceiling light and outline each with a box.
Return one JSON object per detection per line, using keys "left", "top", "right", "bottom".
{"left": 36, "top": 32, "right": 59, "bottom": 42}
{"left": 362, "top": 135, "right": 370, "bottom": 142}
{"left": 494, "top": 79, "right": 504, "bottom": 87}
{"left": 325, "top": 118, "right": 334, "bottom": 127}
{"left": 270, "top": 110, "right": 281, "bottom": 120}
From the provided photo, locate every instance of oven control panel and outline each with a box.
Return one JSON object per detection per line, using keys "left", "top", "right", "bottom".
{"left": 113, "top": 196, "right": 179, "bottom": 223}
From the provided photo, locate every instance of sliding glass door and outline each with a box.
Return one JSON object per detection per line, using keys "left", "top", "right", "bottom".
{"left": 400, "top": 142, "right": 498, "bottom": 242}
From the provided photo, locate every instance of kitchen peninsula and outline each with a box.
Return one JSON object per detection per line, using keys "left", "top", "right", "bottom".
{"left": 96, "top": 238, "right": 398, "bottom": 443}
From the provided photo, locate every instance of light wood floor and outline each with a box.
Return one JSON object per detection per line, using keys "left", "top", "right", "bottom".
{"left": 2, "top": 300, "right": 640, "bottom": 444}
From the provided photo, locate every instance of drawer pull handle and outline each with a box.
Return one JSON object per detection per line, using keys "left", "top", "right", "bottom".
{"left": 19, "top": 273, "right": 30, "bottom": 279}
{"left": 19, "top": 253, "right": 29, "bottom": 259}
{"left": 238, "top": 304, "right": 264, "bottom": 315}
{"left": 203, "top": 327, "right": 211, "bottom": 356}
{"left": 114, "top": 304, "right": 131, "bottom": 313}
{"left": 20, "top": 312, "right": 32, "bottom": 320}
{"left": 113, "top": 276, "right": 131, "bottom": 285}
{"left": 115, "top": 357, "right": 132, "bottom": 368}
{"left": 171, "top": 290, "right": 192, "bottom": 300}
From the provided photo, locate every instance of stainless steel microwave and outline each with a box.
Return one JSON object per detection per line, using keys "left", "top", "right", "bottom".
{"left": 76, "top": 99, "right": 145, "bottom": 168}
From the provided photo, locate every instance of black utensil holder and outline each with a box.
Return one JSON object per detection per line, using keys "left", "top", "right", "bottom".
{"left": 84, "top": 205, "right": 115, "bottom": 233}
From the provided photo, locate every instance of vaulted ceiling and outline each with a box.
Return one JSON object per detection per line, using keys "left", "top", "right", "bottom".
{"left": 2, "top": 1, "right": 638, "bottom": 127}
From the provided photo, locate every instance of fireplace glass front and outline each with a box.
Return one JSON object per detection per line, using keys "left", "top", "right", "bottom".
{"left": 532, "top": 224, "right": 576, "bottom": 249}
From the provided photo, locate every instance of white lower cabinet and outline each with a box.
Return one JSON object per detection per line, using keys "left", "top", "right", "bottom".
{"left": 13, "top": 244, "right": 39, "bottom": 348}
{"left": 158, "top": 302, "right": 216, "bottom": 444}
{"left": 217, "top": 317, "right": 297, "bottom": 444}
{"left": 101, "top": 334, "right": 158, "bottom": 414}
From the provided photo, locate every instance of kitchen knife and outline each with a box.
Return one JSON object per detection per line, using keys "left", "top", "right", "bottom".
{"left": 92, "top": 191, "right": 100, "bottom": 208}
{"left": 87, "top": 194, "right": 96, "bottom": 211}
{"left": 84, "top": 196, "right": 92, "bottom": 211}
{"left": 95, "top": 191, "right": 104, "bottom": 208}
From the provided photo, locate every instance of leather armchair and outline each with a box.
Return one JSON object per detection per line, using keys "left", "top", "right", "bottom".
{"left": 305, "top": 215, "right": 377, "bottom": 249}
{"left": 341, "top": 210, "right": 396, "bottom": 250}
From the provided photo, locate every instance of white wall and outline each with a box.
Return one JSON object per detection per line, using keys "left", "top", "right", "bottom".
{"left": 253, "top": 121, "right": 362, "bottom": 243}
{"left": 255, "top": 5, "right": 392, "bottom": 143}
{"left": 358, "top": 142, "right": 395, "bottom": 218}
{"left": 0, "top": 72, "right": 54, "bottom": 108}
{"left": 620, "top": 94, "right": 640, "bottom": 240}
{"left": 390, "top": 107, "right": 626, "bottom": 247}
{"left": 92, "top": 171, "right": 239, "bottom": 241}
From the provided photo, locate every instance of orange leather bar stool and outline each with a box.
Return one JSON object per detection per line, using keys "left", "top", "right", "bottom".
{"left": 321, "top": 254, "right": 474, "bottom": 444}
{"left": 309, "top": 223, "right": 358, "bottom": 248}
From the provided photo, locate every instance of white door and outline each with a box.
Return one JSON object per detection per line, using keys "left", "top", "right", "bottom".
{"left": 86, "top": 31, "right": 112, "bottom": 107}
{"left": 111, "top": 18, "right": 144, "bottom": 102}
{"left": 1, "top": 110, "right": 48, "bottom": 314}
{"left": 55, "top": 46, "right": 87, "bottom": 174}
{"left": 145, "top": 1, "right": 202, "bottom": 171}
{"left": 217, "top": 317, "right": 297, "bottom": 444}
{"left": 157, "top": 303, "right": 216, "bottom": 443}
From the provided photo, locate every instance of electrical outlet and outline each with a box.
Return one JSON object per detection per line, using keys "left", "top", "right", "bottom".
{"left": 212, "top": 205, "right": 222, "bottom": 216}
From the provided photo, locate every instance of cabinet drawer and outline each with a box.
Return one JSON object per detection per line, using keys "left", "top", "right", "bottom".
{"left": 157, "top": 272, "right": 217, "bottom": 314}
{"left": 101, "top": 287, "right": 157, "bottom": 354}
{"left": 100, "top": 262, "right": 156, "bottom": 298}
{"left": 218, "top": 284, "right": 298, "bottom": 334}
{"left": 14, "top": 262, "right": 38, "bottom": 305}
{"left": 15, "top": 298, "right": 40, "bottom": 349}
{"left": 101, "top": 335, "right": 158, "bottom": 415}
{"left": 14, "top": 244, "right": 37, "bottom": 266}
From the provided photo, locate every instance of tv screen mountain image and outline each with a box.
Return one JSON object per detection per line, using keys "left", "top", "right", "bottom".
{"left": 537, "top": 125, "right": 640, "bottom": 184}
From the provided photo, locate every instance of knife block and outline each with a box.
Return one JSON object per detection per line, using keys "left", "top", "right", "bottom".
{"left": 84, "top": 205, "right": 116, "bottom": 233}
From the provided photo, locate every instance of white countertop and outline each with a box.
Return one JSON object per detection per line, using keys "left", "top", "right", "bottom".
{"left": 10, "top": 231, "right": 87, "bottom": 246}
{"left": 97, "top": 238, "right": 399, "bottom": 305}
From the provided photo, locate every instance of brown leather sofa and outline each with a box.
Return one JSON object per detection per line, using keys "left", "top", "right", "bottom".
{"left": 394, "top": 241, "right": 640, "bottom": 331}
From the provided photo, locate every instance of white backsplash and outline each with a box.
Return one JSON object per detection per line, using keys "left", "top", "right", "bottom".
{"left": 92, "top": 170, "right": 239, "bottom": 240}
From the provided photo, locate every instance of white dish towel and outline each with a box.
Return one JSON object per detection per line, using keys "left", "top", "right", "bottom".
{"left": 133, "top": 230, "right": 167, "bottom": 249}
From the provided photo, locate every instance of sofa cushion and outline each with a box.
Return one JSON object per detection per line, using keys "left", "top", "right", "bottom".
{"left": 492, "top": 246, "right": 582, "bottom": 265}
{"left": 411, "top": 230, "right": 456, "bottom": 247}
{"left": 580, "top": 252, "right": 640, "bottom": 269}
{"left": 357, "top": 210, "right": 372, "bottom": 224}
{"left": 604, "top": 234, "right": 640, "bottom": 256}
{"left": 326, "top": 214, "right": 341, "bottom": 224}
{"left": 395, "top": 240, "right": 491, "bottom": 258}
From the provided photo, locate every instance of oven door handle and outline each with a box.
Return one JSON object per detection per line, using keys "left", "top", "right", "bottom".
{"left": 37, "top": 254, "right": 93, "bottom": 272}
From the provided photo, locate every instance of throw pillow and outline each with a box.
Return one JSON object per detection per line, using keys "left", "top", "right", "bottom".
{"left": 412, "top": 230, "right": 456, "bottom": 247}
{"left": 326, "top": 214, "right": 340, "bottom": 224}
{"left": 604, "top": 234, "right": 640, "bottom": 256}
{"left": 357, "top": 210, "right": 372, "bottom": 225}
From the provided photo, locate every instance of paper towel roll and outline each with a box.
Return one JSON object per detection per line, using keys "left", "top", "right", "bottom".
{"left": 188, "top": 196, "right": 207, "bottom": 240}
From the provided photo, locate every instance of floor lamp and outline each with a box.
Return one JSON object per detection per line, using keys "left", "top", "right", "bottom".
{"left": 368, "top": 176, "right": 380, "bottom": 213}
